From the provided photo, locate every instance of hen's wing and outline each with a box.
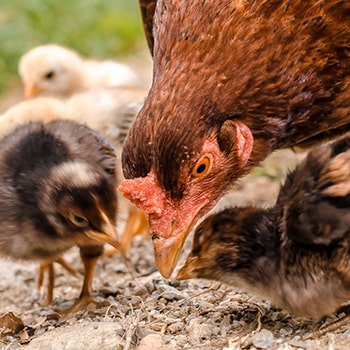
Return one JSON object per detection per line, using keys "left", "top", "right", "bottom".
{"left": 278, "top": 137, "right": 350, "bottom": 245}
{"left": 139, "top": 0, "right": 157, "bottom": 54}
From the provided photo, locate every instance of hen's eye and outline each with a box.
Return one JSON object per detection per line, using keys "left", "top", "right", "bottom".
{"left": 69, "top": 213, "right": 89, "bottom": 228}
{"left": 44, "top": 71, "right": 55, "bottom": 79}
{"left": 192, "top": 154, "right": 213, "bottom": 178}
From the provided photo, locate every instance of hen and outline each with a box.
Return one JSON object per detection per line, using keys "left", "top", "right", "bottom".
{"left": 177, "top": 135, "right": 350, "bottom": 318}
{"left": 120, "top": 0, "right": 350, "bottom": 277}
{"left": 0, "top": 119, "right": 120, "bottom": 313}
{"left": 19, "top": 44, "right": 142, "bottom": 98}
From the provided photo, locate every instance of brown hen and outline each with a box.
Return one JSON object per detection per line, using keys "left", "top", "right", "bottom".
{"left": 120, "top": 0, "right": 350, "bottom": 277}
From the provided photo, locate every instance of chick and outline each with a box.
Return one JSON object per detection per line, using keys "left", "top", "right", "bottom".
{"left": 0, "top": 87, "right": 146, "bottom": 141}
{"left": 18, "top": 44, "right": 142, "bottom": 98}
{"left": 0, "top": 87, "right": 150, "bottom": 258}
{"left": 178, "top": 136, "right": 350, "bottom": 319}
{"left": 0, "top": 119, "right": 120, "bottom": 312}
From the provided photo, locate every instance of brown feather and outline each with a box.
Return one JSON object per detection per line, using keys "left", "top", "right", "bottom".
{"left": 139, "top": 0, "right": 157, "bottom": 53}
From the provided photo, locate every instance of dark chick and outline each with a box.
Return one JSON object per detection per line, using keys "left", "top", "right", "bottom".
{"left": 119, "top": 0, "right": 350, "bottom": 278}
{"left": 178, "top": 136, "right": 350, "bottom": 318}
{"left": 0, "top": 119, "right": 120, "bottom": 312}
{"left": 0, "top": 89, "right": 149, "bottom": 259}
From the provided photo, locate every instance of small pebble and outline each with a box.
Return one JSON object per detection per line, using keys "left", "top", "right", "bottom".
{"left": 149, "top": 322, "right": 167, "bottom": 332}
{"left": 211, "top": 311, "right": 223, "bottom": 321}
{"left": 157, "top": 283, "right": 186, "bottom": 301}
{"left": 252, "top": 329, "right": 274, "bottom": 349}
{"left": 196, "top": 300, "right": 214, "bottom": 313}
{"left": 187, "top": 318, "right": 212, "bottom": 342}
{"left": 279, "top": 326, "right": 293, "bottom": 336}
{"left": 174, "top": 335, "right": 188, "bottom": 347}
{"left": 136, "top": 334, "right": 168, "bottom": 350}
{"left": 135, "top": 327, "right": 156, "bottom": 340}
{"left": 167, "top": 321, "right": 185, "bottom": 334}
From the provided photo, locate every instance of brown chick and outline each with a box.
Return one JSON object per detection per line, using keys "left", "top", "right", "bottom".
{"left": 18, "top": 44, "right": 142, "bottom": 98}
{"left": 0, "top": 119, "right": 120, "bottom": 313}
{"left": 119, "top": 0, "right": 350, "bottom": 278}
{"left": 178, "top": 136, "right": 350, "bottom": 318}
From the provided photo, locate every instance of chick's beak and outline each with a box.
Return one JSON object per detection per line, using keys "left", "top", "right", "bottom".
{"left": 176, "top": 256, "right": 198, "bottom": 280}
{"left": 86, "top": 217, "right": 120, "bottom": 251}
{"left": 153, "top": 228, "right": 189, "bottom": 279}
{"left": 24, "top": 84, "right": 43, "bottom": 98}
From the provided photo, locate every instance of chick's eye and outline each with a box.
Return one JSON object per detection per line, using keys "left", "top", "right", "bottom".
{"left": 69, "top": 213, "right": 89, "bottom": 228}
{"left": 44, "top": 71, "right": 55, "bottom": 79}
{"left": 192, "top": 154, "right": 213, "bottom": 178}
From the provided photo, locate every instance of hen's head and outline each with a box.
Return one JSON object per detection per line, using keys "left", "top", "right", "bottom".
{"left": 19, "top": 44, "right": 85, "bottom": 98}
{"left": 120, "top": 97, "right": 255, "bottom": 277}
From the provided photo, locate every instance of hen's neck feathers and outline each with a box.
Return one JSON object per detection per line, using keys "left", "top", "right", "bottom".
{"left": 142, "top": 0, "right": 349, "bottom": 148}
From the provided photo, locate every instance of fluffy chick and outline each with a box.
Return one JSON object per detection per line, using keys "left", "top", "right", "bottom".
{"left": 18, "top": 44, "right": 142, "bottom": 98}
{"left": 0, "top": 86, "right": 147, "bottom": 143}
{"left": 0, "top": 119, "right": 120, "bottom": 312}
{"left": 178, "top": 136, "right": 350, "bottom": 318}
{"left": 0, "top": 87, "right": 149, "bottom": 257}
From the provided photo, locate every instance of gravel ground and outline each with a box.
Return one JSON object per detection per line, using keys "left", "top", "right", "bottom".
{"left": 1, "top": 149, "right": 350, "bottom": 350}
{"left": 1, "top": 52, "right": 350, "bottom": 350}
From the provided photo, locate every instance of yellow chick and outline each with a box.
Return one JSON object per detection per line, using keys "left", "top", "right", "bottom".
{"left": 19, "top": 44, "right": 143, "bottom": 98}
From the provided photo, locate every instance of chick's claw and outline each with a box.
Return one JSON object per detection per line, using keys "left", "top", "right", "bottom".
{"left": 57, "top": 249, "right": 111, "bottom": 317}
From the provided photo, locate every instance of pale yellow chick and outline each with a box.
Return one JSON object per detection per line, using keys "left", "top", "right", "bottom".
{"left": 19, "top": 44, "right": 142, "bottom": 98}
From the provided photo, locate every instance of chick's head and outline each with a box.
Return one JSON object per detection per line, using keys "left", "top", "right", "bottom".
{"left": 19, "top": 44, "right": 85, "bottom": 98}
{"left": 40, "top": 160, "right": 119, "bottom": 250}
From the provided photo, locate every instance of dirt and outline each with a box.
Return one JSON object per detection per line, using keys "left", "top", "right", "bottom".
{"left": 1, "top": 53, "right": 350, "bottom": 350}
{"left": 1, "top": 148, "right": 350, "bottom": 350}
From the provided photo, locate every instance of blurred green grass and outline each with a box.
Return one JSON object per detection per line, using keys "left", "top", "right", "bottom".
{"left": 0, "top": 0, "right": 146, "bottom": 94}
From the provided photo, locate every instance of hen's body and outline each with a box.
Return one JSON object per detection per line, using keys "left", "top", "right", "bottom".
{"left": 120, "top": 0, "right": 350, "bottom": 277}
{"left": 178, "top": 136, "right": 350, "bottom": 318}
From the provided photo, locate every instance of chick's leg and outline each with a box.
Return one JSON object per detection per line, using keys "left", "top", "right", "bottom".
{"left": 61, "top": 245, "right": 105, "bottom": 314}
{"left": 38, "top": 262, "right": 54, "bottom": 305}
{"left": 38, "top": 256, "right": 77, "bottom": 305}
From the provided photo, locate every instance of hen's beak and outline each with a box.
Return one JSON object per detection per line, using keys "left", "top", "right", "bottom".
{"left": 85, "top": 217, "right": 120, "bottom": 251}
{"left": 153, "top": 228, "right": 188, "bottom": 278}
{"left": 24, "top": 84, "right": 43, "bottom": 98}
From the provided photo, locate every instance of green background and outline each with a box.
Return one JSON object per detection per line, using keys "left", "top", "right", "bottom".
{"left": 0, "top": 0, "right": 146, "bottom": 93}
